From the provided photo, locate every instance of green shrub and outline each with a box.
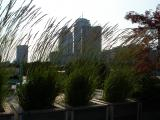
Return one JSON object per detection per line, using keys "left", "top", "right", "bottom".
{"left": 17, "top": 69, "right": 58, "bottom": 110}
{"left": 65, "top": 68, "right": 95, "bottom": 107}
{"left": 56, "top": 72, "right": 67, "bottom": 93}
{"left": 94, "top": 63, "right": 110, "bottom": 89}
{"left": 0, "top": 74, "right": 7, "bottom": 107}
{"left": 65, "top": 58, "right": 97, "bottom": 76}
{"left": 132, "top": 74, "right": 160, "bottom": 102}
{"left": 104, "top": 68, "right": 133, "bottom": 102}
{"left": 0, "top": 68, "right": 11, "bottom": 110}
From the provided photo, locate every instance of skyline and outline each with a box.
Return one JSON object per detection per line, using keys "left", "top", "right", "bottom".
{"left": 33, "top": 0, "right": 160, "bottom": 29}
{"left": 1, "top": 0, "right": 160, "bottom": 62}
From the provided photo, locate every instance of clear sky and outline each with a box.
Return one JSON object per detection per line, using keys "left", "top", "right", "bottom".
{"left": 33, "top": 0, "right": 160, "bottom": 29}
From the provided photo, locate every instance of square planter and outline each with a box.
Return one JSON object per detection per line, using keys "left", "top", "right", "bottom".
{"left": 0, "top": 112, "right": 14, "bottom": 120}
{"left": 0, "top": 103, "right": 14, "bottom": 120}
{"left": 55, "top": 93, "right": 109, "bottom": 120}
{"left": 58, "top": 100, "right": 109, "bottom": 120}
{"left": 109, "top": 100, "right": 139, "bottom": 120}
{"left": 140, "top": 101, "right": 160, "bottom": 120}
{"left": 19, "top": 108, "right": 66, "bottom": 120}
{"left": 9, "top": 97, "right": 67, "bottom": 120}
{"left": 69, "top": 104, "right": 109, "bottom": 120}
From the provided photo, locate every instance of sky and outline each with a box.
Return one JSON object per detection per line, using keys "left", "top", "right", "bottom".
{"left": 2, "top": 0, "right": 160, "bottom": 61}
{"left": 33, "top": 0, "right": 160, "bottom": 29}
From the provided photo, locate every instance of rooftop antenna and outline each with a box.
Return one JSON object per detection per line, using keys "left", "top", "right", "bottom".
{"left": 82, "top": 12, "right": 83, "bottom": 18}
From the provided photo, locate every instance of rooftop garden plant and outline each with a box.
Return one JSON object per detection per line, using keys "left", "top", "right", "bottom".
{"left": 0, "top": 67, "right": 13, "bottom": 111}
{"left": 65, "top": 67, "right": 95, "bottom": 107}
{"left": 104, "top": 67, "right": 133, "bottom": 103}
{"left": 131, "top": 73, "right": 160, "bottom": 102}
{"left": 17, "top": 68, "right": 58, "bottom": 110}
{"left": 94, "top": 62, "right": 110, "bottom": 89}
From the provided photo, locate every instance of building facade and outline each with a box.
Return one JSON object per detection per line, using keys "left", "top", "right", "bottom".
{"left": 82, "top": 26, "right": 102, "bottom": 58}
{"left": 59, "top": 26, "right": 73, "bottom": 56}
{"left": 58, "top": 26, "right": 73, "bottom": 64}
{"left": 74, "top": 18, "right": 102, "bottom": 59}
{"left": 16, "top": 45, "right": 28, "bottom": 64}
{"left": 50, "top": 18, "right": 102, "bottom": 65}
{"left": 74, "top": 18, "right": 91, "bottom": 56}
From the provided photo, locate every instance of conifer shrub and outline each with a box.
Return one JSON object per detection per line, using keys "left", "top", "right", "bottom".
{"left": 17, "top": 68, "right": 58, "bottom": 110}
{"left": 104, "top": 68, "right": 133, "bottom": 103}
{"left": 65, "top": 58, "right": 97, "bottom": 76}
{"left": 132, "top": 74, "right": 160, "bottom": 102}
{"left": 65, "top": 68, "right": 95, "bottom": 107}
{"left": 56, "top": 71, "right": 67, "bottom": 93}
{"left": 94, "top": 63, "right": 110, "bottom": 89}
{"left": 0, "top": 68, "right": 11, "bottom": 111}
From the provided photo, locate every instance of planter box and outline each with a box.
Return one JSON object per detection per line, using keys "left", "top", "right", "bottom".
{"left": 110, "top": 101, "right": 139, "bottom": 120}
{"left": 58, "top": 100, "right": 109, "bottom": 120}
{"left": 140, "top": 101, "right": 160, "bottom": 120}
{"left": 8, "top": 97, "right": 67, "bottom": 120}
{"left": 0, "top": 112, "right": 14, "bottom": 120}
{"left": 19, "top": 108, "right": 66, "bottom": 120}
{"left": 0, "top": 103, "right": 14, "bottom": 120}
{"left": 8, "top": 96, "right": 67, "bottom": 120}
{"left": 69, "top": 104, "right": 109, "bottom": 120}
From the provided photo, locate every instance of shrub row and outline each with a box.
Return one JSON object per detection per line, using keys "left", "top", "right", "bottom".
{"left": 1, "top": 61, "right": 160, "bottom": 111}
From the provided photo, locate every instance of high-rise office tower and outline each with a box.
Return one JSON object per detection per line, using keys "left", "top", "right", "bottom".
{"left": 74, "top": 18, "right": 102, "bottom": 59}
{"left": 82, "top": 26, "right": 102, "bottom": 58}
{"left": 16, "top": 45, "right": 28, "bottom": 64}
{"left": 74, "top": 18, "right": 91, "bottom": 55}
{"left": 59, "top": 26, "right": 73, "bottom": 56}
{"left": 58, "top": 26, "right": 73, "bottom": 64}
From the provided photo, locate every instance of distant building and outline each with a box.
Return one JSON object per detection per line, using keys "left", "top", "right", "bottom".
{"left": 59, "top": 26, "right": 73, "bottom": 55}
{"left": 16, "top": 45, "right": 28, "bottom": 64}
{"left": 101, "top": 49, "right": 116, "bottom": 63}
{"left": 58, "top": 26, "right": 73, "bottom": 64}
{"left": 50, "top": 18, "right": 102, "bottom": 64}
{"left": 100, "top": 46, "right": 127, "bottom": 63}
{"left": 49, "top": 51, "right": 59, "bottom": 64}
{"left": 82, "top": 26, "right": 102, "bottom": 58}
{"left": 73, "top": 18, "right": 102, "bottom": 59}
{"left": 74, "top": 18, "right": 91, "bottom": 56}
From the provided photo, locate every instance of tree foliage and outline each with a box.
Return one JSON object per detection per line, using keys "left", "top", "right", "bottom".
{"left": 125, "top": 4, "right": 160, "bottom": 29}
{"left": 124, "top": 4, "right": 160, "bottom": 73}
